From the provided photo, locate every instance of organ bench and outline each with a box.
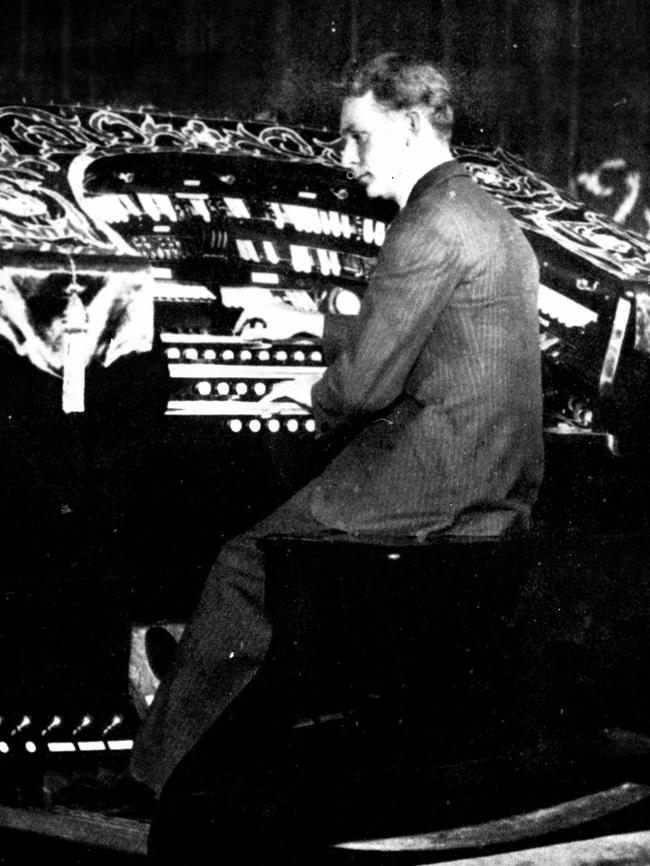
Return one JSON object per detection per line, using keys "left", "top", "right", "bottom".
{"left": 148, "top": 526, "right": 650, "bottom": 864}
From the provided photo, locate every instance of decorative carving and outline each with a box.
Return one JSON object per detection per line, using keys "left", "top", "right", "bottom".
{"left": 0, "top": 103, "right": 648, "bottom": 283}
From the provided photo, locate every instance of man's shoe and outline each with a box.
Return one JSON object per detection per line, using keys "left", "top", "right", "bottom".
{"left": 145, "top": 626, "right": 179, "bottom": 682}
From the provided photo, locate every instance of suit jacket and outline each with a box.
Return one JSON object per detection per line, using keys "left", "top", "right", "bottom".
{"left": 310, "top": 160, "right": 544, "bottom": 537}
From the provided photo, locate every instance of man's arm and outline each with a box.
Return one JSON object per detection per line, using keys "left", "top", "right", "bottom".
{"left": 234, "top": 297, "right": 358, "bottom": 410}
{"left": 312, "top": 208, "right": 462, "bottom": 432}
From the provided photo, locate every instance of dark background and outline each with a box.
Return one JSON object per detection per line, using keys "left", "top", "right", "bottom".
{"left": 1, "top": 0, "right": 649, "bottom": 235}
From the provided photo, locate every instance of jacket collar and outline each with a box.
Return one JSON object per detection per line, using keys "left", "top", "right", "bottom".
{"left": 407, "top": 159, "right": 467, "bottom": 206}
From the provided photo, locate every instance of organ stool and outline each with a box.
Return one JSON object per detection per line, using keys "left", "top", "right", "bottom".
{"left": 257, "top": 531, "right": 531, "bottom": 739}
{"left": 150, "top": 531, "right": 545, "bottom": 865}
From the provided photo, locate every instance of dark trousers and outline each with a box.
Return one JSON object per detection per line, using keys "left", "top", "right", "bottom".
{"left": 129, "top": 483, "right": 326, "bottom": 795}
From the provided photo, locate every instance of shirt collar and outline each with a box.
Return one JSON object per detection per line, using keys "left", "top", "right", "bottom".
{"left": 407, "top": 159, "right": 467, "bottom": 206}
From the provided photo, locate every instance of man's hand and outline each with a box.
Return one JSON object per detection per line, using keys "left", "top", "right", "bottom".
{"left": 256, "top": 376, "right": 319, "bottom": 412}
{"left": 234, "top": 301, "right": 324, "bottom": 341}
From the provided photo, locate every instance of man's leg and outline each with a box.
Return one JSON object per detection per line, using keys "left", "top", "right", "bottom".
{"left": 130, "top": 483, "right": 325, "bottom": 796}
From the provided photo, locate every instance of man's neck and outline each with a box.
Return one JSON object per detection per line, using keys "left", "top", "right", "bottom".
{"left": 396, "top": 144, "right": 454, "bottom": 209}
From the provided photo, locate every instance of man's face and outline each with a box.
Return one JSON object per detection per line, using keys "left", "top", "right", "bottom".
{"left": 339, "top": 91, "right": 409, "bottom": 202}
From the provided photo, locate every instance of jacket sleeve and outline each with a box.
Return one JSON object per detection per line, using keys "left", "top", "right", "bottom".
{"left": 311, "top": 201, "right": 463, "bottom": 433}
{"left": 321, "top": 312, "right": 358, "bottom": 364}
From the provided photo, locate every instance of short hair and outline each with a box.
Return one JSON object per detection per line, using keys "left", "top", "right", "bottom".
{"left": 342, "top": 52, "right": 454, "bottom": 141}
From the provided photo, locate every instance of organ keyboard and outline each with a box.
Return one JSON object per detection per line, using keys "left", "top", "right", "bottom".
{"left": 162, "top": 332, "right": 323, "bottom": 429}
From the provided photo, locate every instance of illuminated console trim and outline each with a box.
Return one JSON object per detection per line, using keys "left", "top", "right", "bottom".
{"left": 168, "top": 364, "right": 324, "bottom": 379}
{"left": 166, "top": 401, "right": 314, "bottom": 418}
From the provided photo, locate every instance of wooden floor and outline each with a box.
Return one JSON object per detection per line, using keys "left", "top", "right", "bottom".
{"left": 0, "top": 802, "right": 149, "bottom": 857}
{"left": 1, "top": 781, "right": 650, "bottom": 864}
{"left": 436, "top": 832, "right": 650, "bottom": 866}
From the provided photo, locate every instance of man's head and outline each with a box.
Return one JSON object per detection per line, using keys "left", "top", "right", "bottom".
{"left": 339, "top": 53, "right": 454, "bottom": 206}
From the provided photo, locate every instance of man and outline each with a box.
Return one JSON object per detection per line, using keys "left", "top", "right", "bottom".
{"left": 129, "top": 52, "right": 544, "bottom": 798}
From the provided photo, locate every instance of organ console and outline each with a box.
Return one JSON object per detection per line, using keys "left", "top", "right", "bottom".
{"left": 2, "top": 102, "right": 650, "bottom": 597}
{"left": 1, "top": 102, "right": 650, "bottom": 780}
{"left": 4, "top": 102, "right": 648, "bottom": 452}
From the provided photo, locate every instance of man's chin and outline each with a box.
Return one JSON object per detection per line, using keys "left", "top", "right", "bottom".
{"left": 363, "top": 181, "right": 394, "bottom": 201}
{"left": 363, "top": 182, "right": 383, "bottom": 199}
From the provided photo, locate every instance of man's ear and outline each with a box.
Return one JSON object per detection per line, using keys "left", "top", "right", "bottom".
{"left": 406, "top": 109, "right": 423, "bottom": 139}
